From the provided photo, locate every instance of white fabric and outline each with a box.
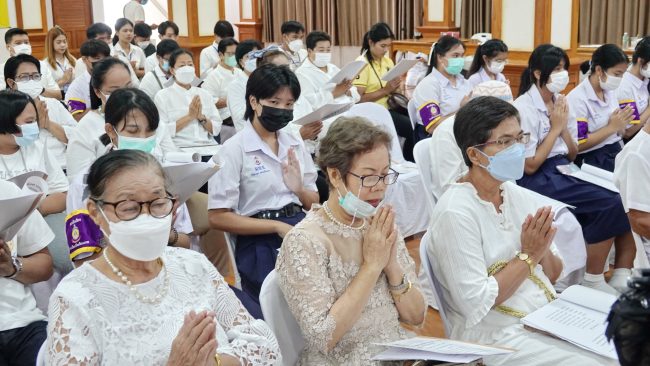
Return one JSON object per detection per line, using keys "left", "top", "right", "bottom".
{"left": 207, "top": 123, "right": 317, "bottom": 216}
{"left": 616, "top": 71, "right": 649, "bottom": 120}
{"left": 0, "top": 140, "right": 68, "bottom": 193}
{"left": 46, "top": 247, "right": 281, "bottom": 365}
{"left": 295, "top": 58, "right": 360, "bottom": 110}
{"left": 65, "top": 70, "right": 91, "bottom": 116}
{"left": 139, "top": 65, "right": 170, "bottom": 99}
{"left": 65, "top": 111, "right": 105, "bottom": 180}
{"left": 514, "top": 85, "right": 579, "bottom": 159}
{"left": 74, "top": 57, "right": 86, "bottom": 79}
{"left": 411, "top": 68, "right": 472, "bottom": 125}
{"left": 418, "top": 232, "right": 449, "bottom": 335}
{"left": 112, "top": 42, "right": 147, "bottom": 73}
{"left": 30, "top": 269, "right": 63, "bottom": 315}
{"left": 144, "top": 53, "right": 158, "bottom": 73}
{"left": 259, "top": 270, "right": 305, "bottom": 366}
{"left": 154, "top": 83, "right": 222, "bottom": 155}
{"left": 614, "top": 129, "right": 650, "bottom": 267}
{"left": 227, "top": 72, "right": 249, "bottom": 131}
{"left": 467, "top": 67, "right": 507, "bottom": 88}
{"left": 37, "top": 96, "right": 77, "bottom": 169}
{"left": 0, "top": 61, "right": 60, "bottom": 91}
{"left": 123, "top": 0, "right": 145, "bottom": 23}
{"left": 413, "top": 139, "right": 437, "bottom": 213}
{"left": 344, "top": 103, "right": 403, "bottom": 162}
{"left": 41, "top": 58, "right": 74, "bottom": 87}
{"left": 0, "top": 180, "right": 54, "bottom": 331}
{"left": 287, "top": 48, "right": 308, "bottom": 71}
{"left": 202, "top": 64, "right": 245, "bottom": 120}
{"left": 199, "top": 42, "right": 220, "bottom": 77}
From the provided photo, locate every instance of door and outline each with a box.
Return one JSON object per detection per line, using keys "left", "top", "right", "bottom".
{"left": 52, "top": 0, "right": 93, "bottom": 57}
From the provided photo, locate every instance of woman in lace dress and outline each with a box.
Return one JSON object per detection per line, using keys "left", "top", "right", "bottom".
{"left": 276, "top": 117, "right": 426, "bottom": 365}
{"left": 46, "top": 150, "right": 280, "bottom": 365}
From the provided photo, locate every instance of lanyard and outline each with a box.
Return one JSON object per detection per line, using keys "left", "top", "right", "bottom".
{"left": 56, "top": 59, "right": 67, "bottom": 73}
{"left": 152, "top": 70, "right": 163, "bottom": 90}
{"left": 0, "top": 149, "right": 28, "bottom": 176}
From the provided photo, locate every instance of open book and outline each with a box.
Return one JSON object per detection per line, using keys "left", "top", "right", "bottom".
{"left": 1, "top": 174, "right": 48, "bottom": 241}
{"left": 291, "top": 102, "right": 354, "bottom": 126}
{"left": 328, "top": 60, "right": 367, "bottom": 84}
{"left": 556, "top": 163, "right": 619, "bottom": 193}
{"left": 163, "top": 159, "right": 221, "bottom": 204}
{"left": 371, "top": 336, "right": 514, "bottom": 363}
{"left": 381, "top": 59, "right": 419, "bottom": 81}
{"left": 521, "top": 285, "right": 618, "bottom": 360}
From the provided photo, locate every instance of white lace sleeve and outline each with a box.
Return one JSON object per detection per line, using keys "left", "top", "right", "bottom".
{"left": 396, "top": 236, "right": 421, "bottom": 294}
{"left": 201, "top": 256, "right": 281, "bottom": 365}
{"left": 275, "top": 229, "right": 337, "bottom": 355}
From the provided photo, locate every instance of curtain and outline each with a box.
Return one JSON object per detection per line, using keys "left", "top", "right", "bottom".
{"left": 460, "top": 0, "right": 492, "bottom": 39}
{"left": 579, "top": 0, "right": 650, "bottom": 45}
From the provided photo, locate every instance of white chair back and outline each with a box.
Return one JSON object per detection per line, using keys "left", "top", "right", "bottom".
{"left": 345, "top": 102, "right": 405, "bottom": 163}
{"left": 413, "top": 139, "right": 437, "bottom": 214}
{"left": 419, "top": 232, "right": 452, "bottom": 336}
{"left": 407, "top": 98, "right": 418, "bottom": 130}
{"left": 36, "top": 341, "right": 46, "bottom": 366}
{"left": 259, "top": 270, "right": 305, "bottom": 366}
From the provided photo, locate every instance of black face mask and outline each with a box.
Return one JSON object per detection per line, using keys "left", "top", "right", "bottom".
{"left": 257, "top": 104, "right": 294, "bottom": 132}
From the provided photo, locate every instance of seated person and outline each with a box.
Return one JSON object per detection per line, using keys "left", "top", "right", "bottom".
{"left": 145, "top": 20, "right": 180, "bottom": 73}
{"left": 0, "top": 179, "right": 54, "bottom": 366}
{"left": 467, "top": 39, "right": 509, "bottom": 87}
{"left": 111, "top": 18, "right": 146, "bottom": 81}
{"left": 134, "top": 22, "right": 156, "bottom": 57}
{"left": 208, "top": 64, "right": 319, "bottom": 303}
{"left": 427, "top": 96, "right": 616, "bottom": 365}
{"left": 46, "top": 149, "right": 281, "bottom": 365}
{"left": 226, "top": 40, "right": 265, "bottom": 129}
{"left": 200, "top": 20, "right": 235, "bottom": 76}
{"left": 139, "top": 39, "right": 179, "bottom": 99}
{"left": 279, "top": 20, "right": 307, "bottom": 70}
{"left": 66, "top": 39, "right": 111, "bottom": 121}
{"left": 202, "top": 37, "right": 242, "bottom": 127}
{"left": 276, "top": 117, "right": 425, "bottom": 365}
{"left": 73, "top": 22, "right": 113, "bottom": 78}
{"left": 616, "top": 36, "right": 650, "bottom": 139}
{"left": 42, "top": 26, "right": 77, "bottom": 96}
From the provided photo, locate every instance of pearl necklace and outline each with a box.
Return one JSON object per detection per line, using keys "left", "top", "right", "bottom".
{"left": 102, "top": 248, "right": 169, "bottom": 304}
{"left": 322, "top": 201, "right": 366, "bottom": 231}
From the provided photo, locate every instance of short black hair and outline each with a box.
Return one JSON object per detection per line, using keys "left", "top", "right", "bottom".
{"left": 168, "top": 48, "right": 193, "bottom": 68}
{"left": 244, "top": 64, "right": 301, "bottom": 121}
{"left": 89, "top": 57, "right": 131, "bottom": 110}
{"left": 519, "top": 44, "right": 569, "bottom": 95}
{"left": 281, "top": 20, "right": 304, "bottom": 35}
{"left": 80, "top": 39, "right": 111, "bottom": 58}
{"left": 4, "top": 28, "right": 28, "bottom": 44}
{"left": 134, "top": 22, "right": 152, "bottom": 38}
{"left": 86, "top": 22, "right": 112, "bottom": 40}
{"left": 156, "top": 39, "right": 180, "bottom": 58}
{"left": 214, "top": 20, "right": 234, "bottom": 38}
{"left": 580, "top": 44, "right": 628, "bottom": 75}
{"left": 218, "top": 37, "right": 239, "bottom": 55}
{"left": 157, "top": 21, "right": 179, "bottom": 36}
{"left": 0, "top": 89, "right": 38, "bottom": 135}
{"left": 632, "top": 36, "right": 650, "bottom": 66}
{"left": 4, "top": 54, "right": 41, "bottom": 83}
{"left": 99, "top": 88, "right": 160, "bottom": 146}
{"left": 454, "top": 96, "right": 521, "bottom": 167}
{"left": 306, "top": 31, "right": 331, "bottom": 50}
{"left": 235, "top": 39, "right": 263, "bottom": 69}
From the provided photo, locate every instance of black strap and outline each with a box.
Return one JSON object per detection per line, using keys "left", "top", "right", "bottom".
{"left": 369, "top": 61, "right": 385, "bottom": 89}
{"left": 152, "top": 70, "right": 163, "bottom": 90}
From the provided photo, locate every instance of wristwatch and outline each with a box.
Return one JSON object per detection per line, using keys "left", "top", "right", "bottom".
{"left": 5, "top": 256, "right": 23, "bottom": 279}
{"left": 516, "top": 252, "right": 535, "bottom": 275}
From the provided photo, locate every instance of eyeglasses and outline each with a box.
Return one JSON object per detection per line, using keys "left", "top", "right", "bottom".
{"left": 473, "top": 133, "right": 531, "bottom": 149}
{"left": 348, "top": 168, "right": 399, "bottom": 188}
{"left": 15, "top": 74, "right": 42, "bottom": 83}
{"left": 91, "top": 196, "right": 176, "bottom": 221}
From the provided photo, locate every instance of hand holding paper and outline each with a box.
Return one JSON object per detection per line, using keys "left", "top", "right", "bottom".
{"left": 381, "top": 59, "right": 419, "bottom": 82}
{"left": 329, "top": 60, "right": 367, "bottom": 84}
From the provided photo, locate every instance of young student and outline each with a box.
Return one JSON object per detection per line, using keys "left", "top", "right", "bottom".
{"left": 567, "top": 44, "right": 634, "bottom": 171}
{"left": 202, "top": 37, "right": 242, "bottom": 128}
{"left": 66, "top": 39, "right": 111, "bottom": 121}
{"left": 467, "top": 39, "right": 509, "bottom": 87}
{"left": 1, "top": 28, "right": 61, "bottom": 100}
{"left": 514, "top": 43, "right": 636, "bottom": 294}
{"left": 112, "top": 18, "right": 146, "bottom": 80}
{"left": 73, "top": 22, "right": 113, "bottom": 78}
{"left": 42, "top": 26, "right": 76, "bottom": 96}
{"left": 412, "top": 35, "right": 472, "bottom": 140}
{"left": 199, "top": 20, "right": 235, "bottom": 76}
{"left": 227, "top": 39, "right": 263, "bottom": 129}
{"left": 617, "top": 36, "right": 650, "bottom": 139}
{"left": 139, "top": 39, "right": 180, "bottom": 99}
{"left": 134, "top": 22, "right": 156, "bottom": 57}
{"left": 144, "top": 20, "right": 179, "bottom": 73}
{"left": 279, "top": 20, "right": 307, "bottom": 70}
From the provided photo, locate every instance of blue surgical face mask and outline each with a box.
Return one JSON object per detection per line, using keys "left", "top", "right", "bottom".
{"left": 476, "top": 143, "right": 526, "bottom": 182}
{"left": 161, "top": 60, "right": 170, "bottom": 72}
{"left": 14, "top": 122, "right": 40, "bottom": 148}
{"left": 336, "top": 184, "right": 381, "bottom": 220}
{"left": 445, "top": 57, "right": 465, "bottom": 75}
{"left": 114, "top": 128, "right": 157, "bottom": 153}
{"left": 224, "top": 55, "right": 237, "bottom": 68}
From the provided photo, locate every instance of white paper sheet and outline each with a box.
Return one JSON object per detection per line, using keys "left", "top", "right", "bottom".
{"left": 381, "top": 59, "right": 419, "bottom": 81}
{"left": 161, "top": 152, "right": 201, "bottom": 163}
{"left": 376, "top": 337, "right": 514, "bottom": 356}
{"left": 7, "top": 171, "right": 48, "bottom": 189}
{"left": 328, "top": 60, "right": 367, "bottom": 84}
{"left": 556, "top": 163, "right": 619, "bottom": 192}
{"left": 0, "top": 176, "right": 48, "bottom": 240}
{"left": 291, "top": 102, "right": 354, "bottom": 126}
{"left": 163, "top": 161, "right": 220, "bottom": 204}
{"left": 371, "top": 347, "right": 480, "bottom": 363}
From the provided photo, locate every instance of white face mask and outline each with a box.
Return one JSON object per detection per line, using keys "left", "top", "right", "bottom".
{"left": 16, "top": 80, "right": 43, "bottom": 98}
{"left": 244, "top": 58, "right": 257, "bottom": 73}
{"left": 641, "top": 64, "right": 650, "bottom": 79}
{"left": 599, "top": 72, "right": 622, "bottom": 91}
{"left": 99, "top": 208, "right": 171, "bottom": 261}
{"left": 12, "top": 44, "right": 32, "bottom": 56}
{"left": 288, "top": 39, "right": 303, "bottom": 53}
{"left": 313, "top": 52, "right": 331, "bottom": 68}
{"left": 487, "top": 60, "right": 506, "bottom": 74}
{"left": 137, "top": 41, "right": 151, "bottom": 49}
{"left": 174, "top": 65, "right": 196, "bottom": 85}
{"left": 336, "top": 184, "right": 382, "bottom": 221}
{"left": 546, "top": 70, "right": 569, "bottom": 93}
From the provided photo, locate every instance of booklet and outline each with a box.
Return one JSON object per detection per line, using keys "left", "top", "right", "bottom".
{"left": 521, "top": 285, "right": 618, "bottom": 360}
{"left": 291, "top": 102, "right": 354, "bottom": 126}
{"left": 328, "top": 60, "right": 367, "bottom": 84}
{"left": 371, "top": 336, "right": 514, "bottom": 362}
{"left": 556, "top": 163, "right": 619, "bottom": 193}
{"left": 381, "top": 59, "right": 419, "bottom": 81}
{"left": 163, "top": 160, "right": 221, "bottom": 204}
{"left": 1, "top": 174, "right": 48, "bottom": 241}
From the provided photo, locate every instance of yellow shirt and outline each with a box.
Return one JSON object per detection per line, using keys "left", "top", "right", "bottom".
{"left": 353, "top": 55, "right": 395, "bottom": 108}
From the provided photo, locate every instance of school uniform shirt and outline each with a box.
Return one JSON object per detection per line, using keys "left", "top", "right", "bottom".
{"left": 112, "top": 42, "right": 146, "bottom": 77}
{"left": 37, "top": 96, "right": 78, "bottom": 169}
{"left": 207, "top": 122, "right": 317, "bottom": 216}
{"left": 468, "top": 67, "right": 507, "bottom": 88}
{"left": 139, "top": 65, "right": 170, "bottom": 100}
{"left": 144, "top": 52, "right": 158, "bottom": 73}
{"left": 412, "top": 68, "right": 472, "bottom": 131}
{"left": 616, "top": 71, "right": 650, "bottom": 125}
{"left": 154, "top": 83, "right": 222, "bottom": 155}
{"left": 202, "top": 64, "right": 245, "bottom": 121}
{"left": 74, "top": 57, "right": 86, "bottom": 79}
{"left": 65, "top": 70, "right": 91, "bottom": 117}
{"left": 0, "top": 61, "right": 60, "bottom": 91}
{"left": 0, "top": 140, "right": 68, "bottom": 194}
{"left": 0, "top": 179, "right": 54, "bottom": 332}
{"left": 567, "top": 78, "right": 621, "bottom": 153}
{"left": 227, "top": 72, "right": 249, "bottom": 131}
{"left": 353, "top": 55, "right": 395, "bottom": 108}
{"left": 199, "top": 42, "right": 220, "bottom": 77}
{"left": 42, "top": 58, "right": 75, "bottom": 92}
{"left": 514, "top": 86, "right": 578, "bottom": 159}
{"left": 123, "top": 0, "right": 145, "bottom": 23}
{"left": 287, "top": 48, "right": 308, "bottom": 71}
{"left": 295, "top": 58, "right": 361, "bottom": 110}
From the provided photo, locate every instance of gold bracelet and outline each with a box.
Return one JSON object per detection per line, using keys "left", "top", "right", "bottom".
{"left": 392, "top": 280, "right": 412, "bottom": 303}
{"left": 214, "top": 353, "right": 221, "bottom": 366}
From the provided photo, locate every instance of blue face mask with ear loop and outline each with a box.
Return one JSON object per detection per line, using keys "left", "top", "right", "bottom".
{"left": 475, "top": 143, "right": 526, "bottom": 182}
{"left": 336, "top": 182, "right": 381, "bottom": 223}
{"left": 14, "top": 122, "right": 40, "bottom": 148}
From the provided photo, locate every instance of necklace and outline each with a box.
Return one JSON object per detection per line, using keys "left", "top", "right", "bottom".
{"left": 322, "top": 201, "right": 366, "bottom": 231}
{"left": 102, "top": 248, "right": 169, "bottom": 304}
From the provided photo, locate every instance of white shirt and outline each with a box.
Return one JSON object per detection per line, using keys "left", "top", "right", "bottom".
{"left": 201, "top": 64, "right": 245, "bottom": 120}
{"left": 123, "top": 0, "right": 145, "bottom": 23}
{"left": 42, "top": 58, "right": 74, "bottom": 90}
{"left": 427, "top": 115, "right": 467, "bottom": 200}
{"left": 199, "top": 42, "right": 220, "bottom": 77}
{"left": 0, "top": 140, "right": 69, "bottom": 193}
{"left": 0, "top": 180, "right": 54, "bottom": 331}
{"left": 207, "top": 123, "right": 317, "bottom": 216}
{"left": 139, "top": 65, "right": 170, "bottom": 99}
{"left": 514, "top": 86, "right": 578, "bottom": 159}
{"left": 286, "top": 48, "right": 308, "bottom": 71}
{"left": 65, "top": 70, "right": 91, "bottom": 117}
{"left": 295, "top": 58, "right": 360, "bottom": 110}
{"left": 38, "top": 96, "right": 78, "bottom": 169}
{"left": 227, "top": 72, "right": 249, "bottom": 131}
{"left": 154, "top": 83, "right": 222, "bottom": 155}
{"left": 0, "top": 61, "right": 60, "bottom": 91}
{"left": 412, "top": 68, "right": 472, "bottom": 130}
{"left": 112, "top": 42, "right": 147, "bottom": 75}
{"left": 468, "top": 67, "right": 507, "bottom": 88}
{"left": 65, "top": 110, "right": 106, "bottom": 180}
{"left": 616, "top": 71, "right": 650, "bottom": 124}
{"left": 567, "top": 78, "right": 621, "bottom": 153}
{"left": 144, "top": 53, "right": 158, "bottom": 73}
{"left": 615, "top": 129, "right": 650, "bottom": 214}
{"left": 74, "top": 57, "right": 86, "bottom": 79}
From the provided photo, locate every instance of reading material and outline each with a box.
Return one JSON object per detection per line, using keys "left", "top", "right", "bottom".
{"left": 371, "top": 337, "right": 513, "bottom": 362}
{"left": 521, "top": 285, "right": 618, "bottom": 360}
{"left": 381, "top": 59, "right": 419, "bottom": 81}
{"left": 556, "top": 163, "right": 619, "bottom": 193}
{"left": 328, "top": 60, "right": 367, "bottom": 84}
{"left": 163, "top": 160, "right": 220, "bottom": 204}
{"left": 0, "top": 175, "right": 48, "bottom": 240}
{"left": 291, "top": 102, "right": 354, "bottom": 126}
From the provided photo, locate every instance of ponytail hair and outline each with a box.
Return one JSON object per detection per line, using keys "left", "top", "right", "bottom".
{"left": 360, "top": 22, "right": 395, "bottom": 64}
{"left": 518, "top": 44, "right": 569, "bottom": 96}
{"left": 112, "top": 18, "right": 134, "bottom": 46}
{"left": 468, "top": 39, "right": 508, "bottom": 76}
{"left": 580, "top": 44, "right": 627, "bottom": 76}
{"left": 89, "top": 57, "right": 131, "bottom": 110}
{"left": 426, "top": 35, "right": 464, "bottom": 76}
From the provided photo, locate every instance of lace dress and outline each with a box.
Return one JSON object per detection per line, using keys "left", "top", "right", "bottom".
{"left": 275, "top": 206, "right": 420, "bottom": 365}
{"left": 46, "top": 247, "right": 281, "bottom": 365}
